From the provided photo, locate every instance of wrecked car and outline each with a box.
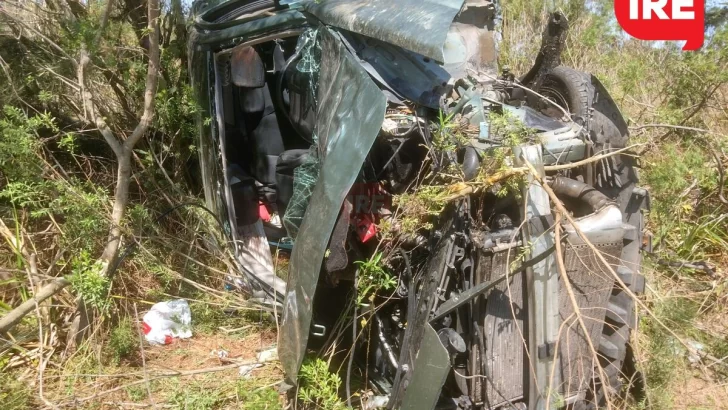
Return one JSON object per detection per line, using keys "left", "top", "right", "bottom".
{"left": 188, "top": 0, "right": 648, "bottom": 408}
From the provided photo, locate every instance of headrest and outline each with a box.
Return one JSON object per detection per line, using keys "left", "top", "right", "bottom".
{"left": 230, "top": 45, "right": 265, "bottom": 88}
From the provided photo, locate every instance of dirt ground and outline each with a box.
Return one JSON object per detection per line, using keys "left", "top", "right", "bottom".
{"left": 673, "top": 374, "right": 728, "bottom": 410}
{"left": 45, "top": 326, "right": 283, "bottom": 409}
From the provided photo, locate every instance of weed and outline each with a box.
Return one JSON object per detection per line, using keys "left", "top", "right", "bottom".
{"left": 60, "top": 343, "right": 102, "bottom": 398}
{"left": 125, "top": 385, "right": 148, "bottom": 402}
{"left": 167, "top": 377, "right": 228, "bottom": 410}
{"left": 0, "top": 105, "right": 56, "bottom": 182}
{"left": 392, "top": 185, "right": 449, "bottom": 237}
{"left": 640, "top": 313, "right": 680, "bottom": 409}
{"left": 644, "top": 142, "right": 713, "bottom": 219}
{"left": 672, "top": 213, "right": 728, "bottom": 262}
{"left": 298, "top": 358, "right": 347, "bottom": 410}
{"left": 58, "top": 131, "right": 77, "bottom": 153}
{"left": 108, "top": 318, "right": 137, "bottom": 364}
{"left": 487, "top": 110, "right": 534, "bottom": 147}
{"left": 236, "top": 379, "right": 282, "bottom": 409}
{"left": 638, "top": 292, "right": 706, "bottom": 409}
{"left": 432, "top": 110, "right": 468, "bottom": 152}
{"left": 69, "top": 250, "right": 110, "bottom": 314}
{"left": 354, "top": 252, "right": 397, "bottom": 306}
{"left": 189, "top": 298, "right": 263, "bottom": 335}
{"left": 0, "top": 370, "right": 34, "bottom": 409}
{"left": 1, "top": 178, "right": 108, "bottom": 252}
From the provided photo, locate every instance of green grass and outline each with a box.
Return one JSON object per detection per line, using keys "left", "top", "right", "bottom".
{"left": 189, "top": 297, "right": 273, "bottom": 335}
{"left": 639, "top": 284, "right": 728, "bottom": 408}
{"left": 108, "top": 318, "right": 137, "bottom": 364}
{"left": 154, "top": 374, "right": 281, "bottom": 409}
{"left": 634, "top": 135, "right": 728, "bottom": 406}
{"left": 125, "top": 384, "right": 149, "bottom": 402}
{"left": 0, "top": 370, "right": 34, "bottom": 409}
{"left": 640, "top": 307, "right": 683, "bottom": 409}
{"left": 354, "top": 252, "right": 397, "bottom": 306}
{"left": 236, "top": 379, "right": 282, "bottom": 409}
{"left": 167, "top": 377, "right": 224, "bottom": 410}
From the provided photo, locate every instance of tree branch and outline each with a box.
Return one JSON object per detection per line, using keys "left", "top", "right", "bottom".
{"left": 77, "top": 0, "right": 122, "bottom": 159}
{"left": 124, "top": 0, "right": 160, "bottom": 151}
{"left": 629, "top": 123, "right": 714, "bottom": 134}
{"left": 444, "top": 144, "right": 642, "bottom": 200}
{"left": 0, "top": 277, "right": 70, "bottom": 335}
{"left": 98, "top": 0, "right": 160, "bottom": 266}
{"left": 0, "top": 217, "right": 71, "bottom": 335}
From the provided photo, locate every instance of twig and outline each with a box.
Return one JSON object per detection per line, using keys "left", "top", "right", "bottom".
{"left": 651, "top": 257, "right": 716, "bottom": 276}
{"left": 0, "top": 278, "right": 70, "bottom": 334}
{"left": 0, "top": 217, "right": 70, "bottom": 334}
{"left": 629, "top": 124, "right": 714, "bottom": 134}
{"left": 544, "top": 144, "right": 641, "bottom": 171}
{"left": 444, "top": 144, "right": 642, "bottom": 200}
{"left": 133, "top": 303, "right": 157, "bottom": 409}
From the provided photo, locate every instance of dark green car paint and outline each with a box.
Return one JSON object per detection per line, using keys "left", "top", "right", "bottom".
{"left": 278, "top": 26, "right": 387, "bottom": 381}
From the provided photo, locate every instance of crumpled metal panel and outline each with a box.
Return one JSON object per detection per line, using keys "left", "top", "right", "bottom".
{"left": 332, "top": 11, "right": 497, "bottom": 109}
{"left": 304, "top": 0, "right": 465, "bottom": 62}
{"left": 339, "top": 31, "right": 452, "bottom": 109}
{"left": 191, "top": 9, "right": 307, "bottom": 50}
{"left": 442, "top": 22, "right": 497, "bottom": 80}
{"left": 279, "top": 26, "right": 387, "bottom": 381}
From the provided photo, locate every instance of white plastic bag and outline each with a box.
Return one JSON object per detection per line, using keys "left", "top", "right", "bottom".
{"left": 141, "top": 299, "right": 192, "bottom": 345}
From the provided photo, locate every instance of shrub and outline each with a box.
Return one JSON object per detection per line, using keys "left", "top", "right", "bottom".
{"left": 298, "top": 358, "right": 346, "bottom": 410}
{"left": 108, "top": 318, "right": 137, "bottom": 364}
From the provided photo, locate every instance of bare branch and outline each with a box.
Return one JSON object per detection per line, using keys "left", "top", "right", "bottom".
{"left": 444, "top": 144, "right": 642, "bottom": 200}
{"left": 76, "top": 0, "right": 122, "bottom": 158}
{"left": 629, "top": 123, "right": 715, "bottom": 134}
{"left": 0, "top": 277, "right": 70, "bottom": 334}
{"left": 0, "top": 8, "right": 78, "bottom": 68}
{"left": 124, "top": 0, "right": 160, "bottom": 150}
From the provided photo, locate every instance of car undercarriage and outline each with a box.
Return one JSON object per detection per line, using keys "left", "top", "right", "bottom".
{"left": 189, "top": 1, "right": 649, "bottom": 408}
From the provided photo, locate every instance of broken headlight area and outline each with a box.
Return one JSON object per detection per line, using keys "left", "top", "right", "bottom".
{"left": 190, "top": 1, "right": 648, "bottom": 408}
